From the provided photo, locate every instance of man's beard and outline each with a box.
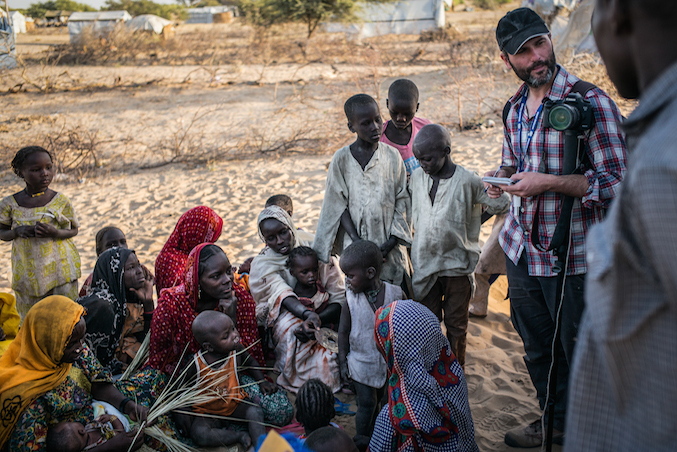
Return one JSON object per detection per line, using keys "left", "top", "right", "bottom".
{"left": 511, "top": 51, "right": 557, "bottom": 88}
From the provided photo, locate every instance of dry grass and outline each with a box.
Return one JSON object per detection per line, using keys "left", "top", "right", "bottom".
{"left": 4, "top": 10, "right": 629, "bottom": 176}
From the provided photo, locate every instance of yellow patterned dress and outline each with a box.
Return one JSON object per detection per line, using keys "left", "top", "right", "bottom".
{"left": 0, "top": 193, "right": 81, "bottom": 317}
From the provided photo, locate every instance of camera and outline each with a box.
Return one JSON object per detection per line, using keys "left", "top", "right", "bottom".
{"left": 543, "top": 92, "right": 594, "bottom": 132}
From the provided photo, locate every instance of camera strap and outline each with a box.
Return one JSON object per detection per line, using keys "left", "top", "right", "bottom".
{"left": 529, "top": 80, "right": 596, "bottom": 256}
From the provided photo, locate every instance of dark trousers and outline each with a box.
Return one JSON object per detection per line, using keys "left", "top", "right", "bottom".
{"left": 505, "top": 253, "right": 585, "bottom": 431}
{"left": 419, "top": 275, "right": 472, "bottom": 367}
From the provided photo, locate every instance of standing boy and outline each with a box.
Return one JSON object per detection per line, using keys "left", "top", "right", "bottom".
{"left": 485, "top": 8, "right": 627, "bottom": 447}
{"left": 314, "top": 94, "right": 412, "bottom": 288}
{"left": 410, "top": 124, "right": 510, "bottom": 367}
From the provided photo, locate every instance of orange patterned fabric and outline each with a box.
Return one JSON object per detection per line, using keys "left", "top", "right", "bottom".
{"left": 192, "top": 351, "right": 246, "bottom": 417}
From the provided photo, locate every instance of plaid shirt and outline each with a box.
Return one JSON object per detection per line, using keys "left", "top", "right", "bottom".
{"left": 499, "top": 65, "right": 627, "bottom": 277}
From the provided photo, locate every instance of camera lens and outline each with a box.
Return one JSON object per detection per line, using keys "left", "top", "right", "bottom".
{"left": 548, "top": 104, "right": 580, "bottom": 131}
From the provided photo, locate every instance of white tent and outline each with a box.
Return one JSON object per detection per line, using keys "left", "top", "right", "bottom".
{"left": 127, "top": 14, "right": 171, "bottom": 34}
{"left": 67, "top": 10, "right": 132, "bottom": 41}
{"left": 324, "top": 0, "right": 449, "bottom": 39}
{"left": 9, "top": 11, "right": 25, "bottom": 34}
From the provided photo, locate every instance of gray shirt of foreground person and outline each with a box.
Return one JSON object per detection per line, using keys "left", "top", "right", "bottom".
{"left": 564, "top": 61, "right": 677, "bottom": 451}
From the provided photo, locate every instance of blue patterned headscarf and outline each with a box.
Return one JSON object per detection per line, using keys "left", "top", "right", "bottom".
{"left": 370, "top": 300, "right": 479, "bottom": 452}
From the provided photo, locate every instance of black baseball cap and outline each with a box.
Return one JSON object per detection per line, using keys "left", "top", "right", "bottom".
{"left": 496, "top": 7, "right": 550, "bottom": 55}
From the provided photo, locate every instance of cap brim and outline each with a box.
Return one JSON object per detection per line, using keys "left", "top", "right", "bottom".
{"left": 503, "top": 25, "right": 550, "bottom": 54}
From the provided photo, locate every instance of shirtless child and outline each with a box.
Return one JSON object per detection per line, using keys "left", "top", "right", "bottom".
{"left": 174, "top": 311, "right": 276, "bottom": 450}
{"left": 314, "top": 94, "right": 412, "bottom": 289}
{"left": 410, "top": 124, "right": 510, "bottom": 366}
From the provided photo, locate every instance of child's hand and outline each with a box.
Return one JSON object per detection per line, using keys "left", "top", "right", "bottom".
{"left": 130, "top": 277, "right": 154, "bottom": 306}
{"left": 142, "top": 265, "right": 155, "bottom": 286}
{"left": 218, "top": 297, "right": 237, "bottom": 321}
{"left": 35, "top": 222, "right": 58, "bottom": 238}
{"left": 94, "top": 413, "right": 113, "bottom": 424}
{"left": 339, "top": 360, "right": 350, "bottom": 383}
{"left": 379, "top": 237, "right": 398, "bottom": 259}
{"left": 0, "top": 326, "right": 5, "bottom": 341}
{"left": 258, "top": 380, "right": 278, "bottom": 395}
{"left": 13, "top": 225, "right": 35, "bottom": 238}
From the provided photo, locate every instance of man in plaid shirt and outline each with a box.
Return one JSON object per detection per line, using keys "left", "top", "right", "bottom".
{"left": 485, "top": 8, "right": 627, "bottom": 448}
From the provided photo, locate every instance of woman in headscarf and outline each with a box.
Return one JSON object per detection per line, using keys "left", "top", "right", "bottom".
{"left": 0, "top": 296, "right": 176, "bottom": 452}
{"left": 369, "top": 300, "right": 478, "bottom": 452}
{"left": 148, "top": 243, "right": 292, "bottom": 426}
{"left": 249, "top": 205, "right": 346, "bottom": 393}
{"left": 154, "top": 206, "right": 223, "bottom": 297}
{"left": 77, "top": 247, "right": 153, "bottom": 374}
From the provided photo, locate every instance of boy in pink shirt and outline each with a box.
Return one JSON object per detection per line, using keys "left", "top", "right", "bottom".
{"left": 380, "top": 79, "right": 431, "bottom": 175}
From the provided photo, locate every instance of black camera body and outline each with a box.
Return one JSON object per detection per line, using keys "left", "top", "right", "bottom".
{"left": 543, "top": 92, "right": 594, "bottom": 132}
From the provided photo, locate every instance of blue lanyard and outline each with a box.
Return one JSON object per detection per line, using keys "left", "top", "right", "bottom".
{"left": 516, "top": 93, "right": 543, "bottom": 172}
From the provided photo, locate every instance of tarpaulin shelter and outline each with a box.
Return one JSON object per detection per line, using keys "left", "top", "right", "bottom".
{"left": 324, "top": 0, "right": 450, "bottom": 38}
{"left": 67, "top": 10, "right": 131, "bottom": 41}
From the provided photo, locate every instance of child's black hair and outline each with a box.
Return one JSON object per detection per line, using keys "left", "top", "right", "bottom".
{"left": 197, "top": 244, "right": 226, "bottom": 278}
{"left": 95, "top": 226, "right": 122, "bottom": 256}
{"left": 388, "top": 79, "right": 419, "bottom": 105}
{"left": 265, "top": 194, "right": 293, "bottom": 214}
{"left": 11, "top": 146, "right": 53, "bottom": 177}
{"left": 295, "top": 378, "right": 336, "bottom": 434}
{"left": 339, "top": 240, "right": 383, "bottom": 275}
{"left": 286, "top": 246, "right": 318, "bottom": 269}
{"left": 46, "top": 423, "right": 79, "bottom": 452}
{"left": 344, "top": 94, "right": 378, "bottom": 123}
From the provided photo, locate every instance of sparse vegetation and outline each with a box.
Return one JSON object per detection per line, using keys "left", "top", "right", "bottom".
{"left": 25, "top": 0, "right": 96, "bottom": 18}
{"left": 238, "top": 0, "right": 395, "bottom": 38}
{"left": 102, "top": 0, "right": 188, "bottom": 20}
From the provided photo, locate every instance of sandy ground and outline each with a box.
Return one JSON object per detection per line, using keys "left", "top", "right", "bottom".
{"left": 0, "top": 3, "right": 601, "bottom": 450}
{"left": 0, "top": 152, "right": 555, "bottom": 452}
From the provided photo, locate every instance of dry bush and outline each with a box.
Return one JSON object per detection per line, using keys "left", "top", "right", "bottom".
{"left": 561, "top": 52, "right": 636, "bottom": 116}
{"left": 47, "top": 25, "right": 170, "bottom": 66}
{"left": 0, "top": 119, "right": 107, "bottom": 180}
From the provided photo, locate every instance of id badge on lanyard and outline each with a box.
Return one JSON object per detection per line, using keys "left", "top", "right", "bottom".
{"left": 514, "top": 94, "right": 543, "bottom": 216}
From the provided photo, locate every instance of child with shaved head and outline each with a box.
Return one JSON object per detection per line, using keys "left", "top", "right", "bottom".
{"left": 173, "top": 310, "right": 277, "bottom": 450}
{"left": 410, "top": 124, "right": 510, "bottom": 367}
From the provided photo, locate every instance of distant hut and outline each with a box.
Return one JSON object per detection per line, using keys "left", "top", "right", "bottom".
{"left": 324, "top": 0, "right": 451, "bottom": 38}
{"left": 186, "top": 6, "right": 237, "bottom": 24}
{"left": 67, "top": 10, "right": 131, "bottom": 42}
{"left": 44, "top": 10, "right": 72, "bottom": 27}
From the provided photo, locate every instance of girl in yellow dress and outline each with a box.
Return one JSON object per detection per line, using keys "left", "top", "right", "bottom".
{"left": 0, "top": 146, "right": 81, "bottom": 317}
